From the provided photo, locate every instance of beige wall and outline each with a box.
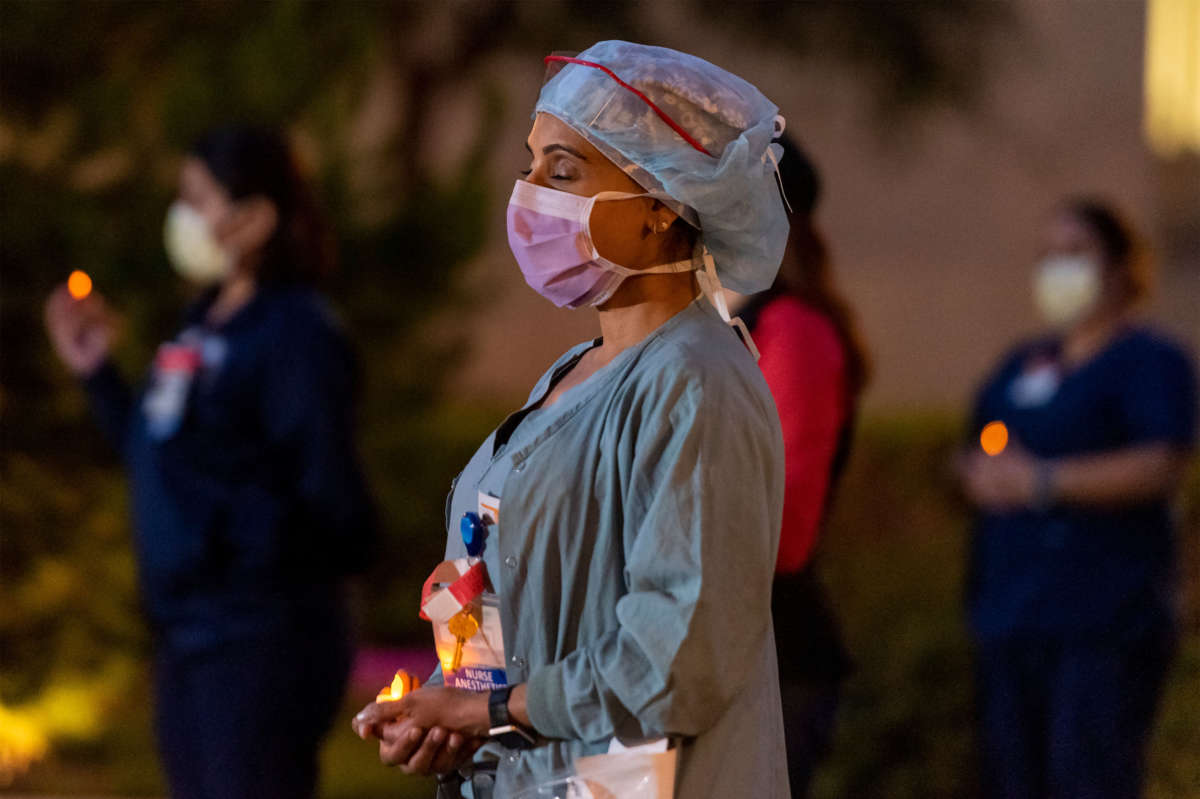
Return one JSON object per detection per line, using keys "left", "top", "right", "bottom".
{"left": 439, "top": 0, "right": 1197, "bottom": 412}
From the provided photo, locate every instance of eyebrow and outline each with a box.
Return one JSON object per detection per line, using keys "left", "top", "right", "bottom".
{"left": 524, "top": 141, "right": 589, "bottom": 161}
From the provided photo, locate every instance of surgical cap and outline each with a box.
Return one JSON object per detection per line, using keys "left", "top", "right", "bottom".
{"left": 535, "top": 40, "right": 788, "bottom": 294}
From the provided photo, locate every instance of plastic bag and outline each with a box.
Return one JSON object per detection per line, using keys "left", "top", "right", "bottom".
{"left": 509, "top": 747, "right": 677, "bottom": 799}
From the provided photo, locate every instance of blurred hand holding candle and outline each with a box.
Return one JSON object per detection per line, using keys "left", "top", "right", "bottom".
{"left": 376, "top": 669, "right": 418, "bottom": 703}
{"left": 44, "top": 279, "right": 116, "bottom": 377}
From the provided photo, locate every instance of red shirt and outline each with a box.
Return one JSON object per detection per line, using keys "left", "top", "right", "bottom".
{"left": 753, "top": 295, "right": 848, "bottom": 574}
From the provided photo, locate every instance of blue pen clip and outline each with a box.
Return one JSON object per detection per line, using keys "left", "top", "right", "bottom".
{"left": 460, "top": 511, "right": 489, "bottom": 558}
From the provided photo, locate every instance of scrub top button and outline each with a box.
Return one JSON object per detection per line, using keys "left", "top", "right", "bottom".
{"left": 511, "top": 654, "right": 526, "bottom": 669}
{"left": 507, "top": 752, "right": 520, "bottom": 764}
{"left": 505, "top": 555, "right": 518, "bottom": 569}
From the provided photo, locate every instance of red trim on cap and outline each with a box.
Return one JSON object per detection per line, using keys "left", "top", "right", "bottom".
{"left": 544, "top": 55, "right": 715, "bottom": 157}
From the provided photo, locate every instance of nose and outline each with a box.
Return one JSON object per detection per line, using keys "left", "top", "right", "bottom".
{"left": 524, "top": 165, "right": 552, "bottom": 190}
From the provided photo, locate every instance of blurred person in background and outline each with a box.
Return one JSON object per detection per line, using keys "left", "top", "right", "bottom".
{"left": 958, "top": 199, "right": 1197, "bottom": 799}
{"left": 729, "top": 135, "right": 869, "bottom": 797}
{"left": 43, "top": 126, "right": 377, "bottom": 799}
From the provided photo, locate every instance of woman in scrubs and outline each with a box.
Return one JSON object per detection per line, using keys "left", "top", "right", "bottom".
{"left": 45, "top": 126, "right": 377, "bottom": 799}
{"left": 354, "top": 41, "right": 792, "bottom": 797}
{"left": 958, "top": 199, "right": 1196, "bottom": 799}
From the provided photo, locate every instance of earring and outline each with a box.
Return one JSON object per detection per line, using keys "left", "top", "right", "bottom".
{"left": 656, "top": 220, "right": 670, "bottom": 233}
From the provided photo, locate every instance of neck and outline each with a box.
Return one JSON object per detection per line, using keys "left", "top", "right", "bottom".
{"left": 593, "top": 273, "right": 698, "bottom": 361}
{"left": 1061, "top": 302, "right": 1128, "bottom": 366}
{"left": 207, "top": 270, "right": 257, "bottom": 326}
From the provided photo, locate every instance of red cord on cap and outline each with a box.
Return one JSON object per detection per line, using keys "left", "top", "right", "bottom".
{"left": 544, "top": 55, "right": 715, "bottom": 157}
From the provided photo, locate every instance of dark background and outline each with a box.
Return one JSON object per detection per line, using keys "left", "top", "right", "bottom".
{"left": 2, "top": 2, "right": 1196, "bottom": 796}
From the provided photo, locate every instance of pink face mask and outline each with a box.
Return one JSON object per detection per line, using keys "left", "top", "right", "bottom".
{"left": 506, "top": 180, "right": 698, "bottom": 308}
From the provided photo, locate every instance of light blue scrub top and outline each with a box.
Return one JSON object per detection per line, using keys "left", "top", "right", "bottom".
{"left": 442, "top": 299, "right": 789, "bottom": 798}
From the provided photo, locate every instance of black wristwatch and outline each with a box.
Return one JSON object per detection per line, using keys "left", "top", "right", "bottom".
{"left": 488, "top": 685, "right": 536, "bottom": 749}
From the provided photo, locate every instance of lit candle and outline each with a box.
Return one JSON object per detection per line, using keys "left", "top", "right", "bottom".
{"left": 376, "top": 669, "right": 418, "bottom": 703}
{"left": 980, "top": 421, "right": 1009, "bottom": 457}
{"left": 67, "top": 270, "right": 93, "bottom": 300}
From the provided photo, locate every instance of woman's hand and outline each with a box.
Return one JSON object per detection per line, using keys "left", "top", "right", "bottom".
{"left": 352, "top": 687, "right": 489, "bottom": 775}
{"left": 373, "top": 716, "right": 482, "bottom": 775}
{"left": 44, "top": 284, "right": 117, "bottom": 377}
{"left": 957, "top": 444, "right": 1041, "bottom": 511}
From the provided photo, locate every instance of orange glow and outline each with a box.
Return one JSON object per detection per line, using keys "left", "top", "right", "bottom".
{"left": 67, "top": 270, "right": 93, "bottom": 300}
{"left": 375, "top": 669, "right": 418, "bottom": 703}
{"left": 980, "top": 421, "right": 1009, "bottom": 457}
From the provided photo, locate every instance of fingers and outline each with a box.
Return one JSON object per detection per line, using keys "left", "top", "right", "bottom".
{"left": 45, "top": 284, "right": 68, "bottom": 320}
{"left": 429, "top": 731, "right": 471, "bottom": 774}
{"left": 356, "top": 690, "right": 483, "bottom": 776}
{"left": 350, "top": 711, "right": 374, "bottom": 740}
{"left": 45, "top": 285, "right": 79, "bottom": 338}
{"left": 399, "top": 725, "right": 448, "bottom": 775}
{"left": 44, "top": 283, "right": 112, "bottom": 375}
{"left": 354, "top": 699, "right": 407, "bottom": 733}
{"left": 378, "top": 722, "right": 425, "bottom": 767}
{"left": 44, "top": 283, "right": 111, "bottom": 340}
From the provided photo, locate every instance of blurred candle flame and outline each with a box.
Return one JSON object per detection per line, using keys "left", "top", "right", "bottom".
{"left": 980, "top": 421, "right": 1009, "bottom": 457}
{"left": 67, "top": 270, "right": 93, "bottom": 300}
{"left": 375, "top": 669, "right": 418, "bottom": 703}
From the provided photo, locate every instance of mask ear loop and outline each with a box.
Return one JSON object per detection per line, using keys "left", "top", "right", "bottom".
{"left": 764, "top": 115, "right": 794, "bottom": 214}
{"left": 583, "top": 191, "right": 699, "bottom": 274}
{"left": 695, "top": 246, "right": 761, "bottom": 361}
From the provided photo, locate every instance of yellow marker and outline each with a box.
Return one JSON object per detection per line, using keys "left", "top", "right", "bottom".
{"left": 67, "top": 270, "right": 93, "bottom": 300}
{"left": 980, "top": 421, "right": 1009, "bottom": 457}
{"left": 376, "top": 669, "right": 418, "bottom": 703}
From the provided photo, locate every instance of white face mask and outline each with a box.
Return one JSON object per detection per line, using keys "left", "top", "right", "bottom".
{"left": 1032, "top": 253, "right": 1102, "bottom": 327}
{"left": 163, "top": 201, "right": 232, "bottom": 285}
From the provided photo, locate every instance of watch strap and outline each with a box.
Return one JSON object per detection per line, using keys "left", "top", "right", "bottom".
{"left": 488, "top": 685, "right": 513, "bottom": 729}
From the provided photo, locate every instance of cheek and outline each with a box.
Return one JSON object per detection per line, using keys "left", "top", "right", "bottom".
{"left": 193, "top": 197, "right": 232, "bottom": 240}
{"left": 587, "top": 202, "right": 646, "bottom": 266}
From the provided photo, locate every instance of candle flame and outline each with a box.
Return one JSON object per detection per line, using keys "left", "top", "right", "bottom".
{"left": 67, "top": 270, "right": 93, "bottom": 300}
{"left": 376, "top": 669, "right": 418, "bottom": 702}
{"left": 980, "top": 421, "right": 1009, "bottom": 457}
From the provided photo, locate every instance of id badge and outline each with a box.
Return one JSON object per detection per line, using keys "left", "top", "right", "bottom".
{"left": 1009, "top": 361, "right": 1061, "bottom": 408}
{"left": 432, "top": 590, "right": 508, "bottom": 691}
{"left": 478, "top": 491, "right": 500, "bottom": 525}
{"left": 143, "top": 342, "right": 202, "bottom": 440}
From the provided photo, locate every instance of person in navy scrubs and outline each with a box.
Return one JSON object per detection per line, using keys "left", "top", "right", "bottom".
{"left": 957, "top": 198, "right": 1196, "bottom": 799}
{"left": 44, "top": 126, "right": 377, "bottom": 799}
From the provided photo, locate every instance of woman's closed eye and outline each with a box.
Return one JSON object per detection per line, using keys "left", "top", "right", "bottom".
{"left": 521, "top": 152, "right": 579, "bottom": 181}
{"left": 518, "top": 169, "right": 576, "bottom": 182}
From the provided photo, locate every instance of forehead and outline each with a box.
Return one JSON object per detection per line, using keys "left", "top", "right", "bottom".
{"left": 528, "top": 113, "right": 603, "bottom": 159}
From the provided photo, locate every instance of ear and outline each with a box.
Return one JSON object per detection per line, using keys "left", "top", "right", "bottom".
{"left": 646, "top": 199, "right": 679, "bottom": 236}
{"left": 217, "top": 196, "right": 279, "bottom": 256}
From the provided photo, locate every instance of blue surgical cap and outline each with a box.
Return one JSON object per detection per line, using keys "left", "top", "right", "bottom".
{"left": 535, "top": 40, "right": 788, "bottom": 294}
